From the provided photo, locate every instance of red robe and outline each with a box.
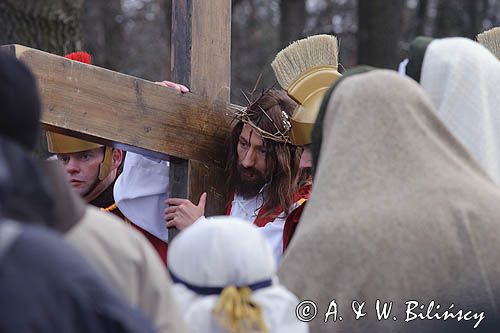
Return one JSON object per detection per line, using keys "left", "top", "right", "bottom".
{"left": 130, "top": 224, "right": 168, "bottom": 265}
{"left": 92, "top": 182, "right": 168, "bottom": 266}
{"left": 226, "top": 185, "right": 311, "bottom": 252}
{"left": 282, "top": 185, "right": 311, "bottom": 253}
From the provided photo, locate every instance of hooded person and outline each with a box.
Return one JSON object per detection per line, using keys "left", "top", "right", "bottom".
{"left": 271, "top": 34, "right": 342, "bottom": 252}
{"left": 167, "top": 216, "right": 308, "bottom": 333}
{"left": 0, "top": 44, "right": 54, "bottom": 228}
{"left": 0, "top": 49, "right": 187, "bottom": 333}
{"left": 405, "top": 37, "right": 500, "bottom": 186}
{"left": 43, "top": 160, "right": 189, "bottom": 333}
{"left": 0, "top": 218, "right": 158, "bottom": 333}
{"left": 279, "top": 69, "right": 500, "bottom": 332}
{"left": 0, "top": 50, "right": 156, "bottom": 333}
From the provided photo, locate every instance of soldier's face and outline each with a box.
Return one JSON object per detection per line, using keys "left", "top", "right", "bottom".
{"left": 57, "top": 147, "right": 104, "bottom": 197}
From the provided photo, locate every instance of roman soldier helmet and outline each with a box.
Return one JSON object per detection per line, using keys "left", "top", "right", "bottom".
{"left": 271, "top": 35, "right": 342, "bottom": 145}
{"left": 477, "top": 27, "right": 500, "bottom": 60}
{"left": 46, "top": 51, "right": 113, "bottom": 180}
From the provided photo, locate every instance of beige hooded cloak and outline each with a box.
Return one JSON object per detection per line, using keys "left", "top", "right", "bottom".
{"left": 41, "top": 161, "right": 188, "bottom": 333}
{"left": 279, "top": 70, "right": 500, "bottom": 332}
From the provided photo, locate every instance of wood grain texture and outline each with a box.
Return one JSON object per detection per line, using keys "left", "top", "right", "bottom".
{"left": 189, "top": 0, "right": 231, "bottom": 215}
{"left": 7, "top": 44, "right": 238, "bottom": 166}
{"left": 191, "top": 0, "right": 232, "bottom": 102}
{"left": 169, "top": 0, "right": 231, "bottom": 224}
{"left": 188, "top": 160, "right": 228, "bottom": 217}
{"left": 167, "top": 157, "right": 188, "bottom": 241}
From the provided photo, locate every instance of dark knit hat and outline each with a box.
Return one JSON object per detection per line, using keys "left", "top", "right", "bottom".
{"left": 0, "top": 50, "right": 41, "bottom": 151}
{"left": 406, "top": 36, "right": 434, "bottom": 83}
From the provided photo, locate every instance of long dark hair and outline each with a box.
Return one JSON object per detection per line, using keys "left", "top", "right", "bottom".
{"left": 226, "top": 89, "right": 309, "bottom": 216}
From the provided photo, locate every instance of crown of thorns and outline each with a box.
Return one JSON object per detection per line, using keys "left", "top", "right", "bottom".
{"left": 229, "top": 89, "right": 292, "bottom": 144}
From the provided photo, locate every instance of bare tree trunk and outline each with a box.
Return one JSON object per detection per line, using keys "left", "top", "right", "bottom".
{"left": 464, "top": 0, "right": 480, "bottom": 39}
{"left": 81, "top": 0, "right": 124, "bottom": 71}
{"left": 82, "top": 0, "right": 170, "bottom": 80}
{"left": 280, "top": 0, "right": 306, "bottom": 48}
{"left": 122, "top": 0, "right": 170, "bottom": 80}
{"left": 435, "top": 0, "right": 465, "bottom": 37}
{"left": 357, "top": 0, "right": 404, "bottom": 69}
{"left": 0, "top": 0, "right": 83, "bottom": 55}
{"left": 416, "top": 0, "right": 429, "bottom": 36}
{"left": 0, "top": 0, "right": 83, "bottom": 158}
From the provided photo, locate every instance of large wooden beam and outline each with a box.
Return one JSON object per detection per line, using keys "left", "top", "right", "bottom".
{"left": 170, "top": 0, "right": 231, "bottom": 230}
{"left": 2, "top": 44, "right": 237, "bottom": 167}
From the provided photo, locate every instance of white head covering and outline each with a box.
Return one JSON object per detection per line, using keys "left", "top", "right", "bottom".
{"left": 114, "top": 152, "right": 169, "bottom": 242}
{"left": 398, "top": 58, "right": 409, "bottom": 74}
{"left": 420, "top": 37, "right": 500, "bottom": 185}
{"left": 168, "top": 216, "right": 307, "bottom": 333}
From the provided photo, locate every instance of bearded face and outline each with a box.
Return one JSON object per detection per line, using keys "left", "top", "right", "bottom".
{"left": 234, "top": 163, "right": 267, "bottom": 198}
{"left": 234, "top": 124, "right": 269, "bottom": 198}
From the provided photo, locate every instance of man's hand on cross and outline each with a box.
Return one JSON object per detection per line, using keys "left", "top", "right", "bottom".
{"left": 164, "top": 192, "right": 207, "bottom": 230}
{"left": 155, "top": 80, "right": 190, "bottom": 93}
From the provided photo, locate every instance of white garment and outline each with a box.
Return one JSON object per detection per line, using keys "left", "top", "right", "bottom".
{"left": 421, "top": 37, "right": 500, "bottom": 185}
{"left": 114, "top": 152, "right": 290, "bottom": 262}
{"left": 114, "top": 152, "right": 169, "bottom": 242}
{"left": 398, "top": 58, "right": 409, "bottom": 75}
{"left": 66, "top": 205, "right": 188, "bottom": 333}
{"left": 230, "top": 192, "right": 287, "bottom": 264}
{"left": 168, "top": 217, "right": 308, "bottom": 333}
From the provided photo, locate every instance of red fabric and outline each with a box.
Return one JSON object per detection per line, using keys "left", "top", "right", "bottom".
{"left": 282, "top": 203, "right": 306, "bottom": 253}
{"left": 226, "top": 195, "right": 233, "bottom": 215}
{"left": 283, "top": 185, "right": 312, "bottom": 253}
{"left": 108, "top": 207, "right": 125, "bottom": 220}
{"left": 226, "top": 185, "right": 312, "bottom": 229}
{"left": 253, "top": 205, "right": 284, "bottom": 228}
{"left": 225, "top": 193, "right": 281, "bottom": 227}
{"left": 130, "top": 223, "right": 168, "bottom": 267}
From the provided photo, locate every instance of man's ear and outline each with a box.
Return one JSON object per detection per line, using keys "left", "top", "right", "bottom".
{"left": 111, "top": 149, "right": 123, "bottom": 170}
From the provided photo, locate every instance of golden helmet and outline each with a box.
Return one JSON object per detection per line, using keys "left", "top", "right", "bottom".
{"left": 272, "top": 35, "right": 342, "bottom": 145}
{"left": 46, "top": 50, "right": 113, "bottom": 181}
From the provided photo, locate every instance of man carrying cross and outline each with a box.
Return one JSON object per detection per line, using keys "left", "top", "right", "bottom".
{"left": 165, "top": 88, "right": 310, "bottom": 262}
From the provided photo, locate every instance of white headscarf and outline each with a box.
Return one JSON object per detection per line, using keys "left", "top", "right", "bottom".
{"left": 420, "top": 37, "right": 500, "bottom": 185}
{"left": 168, "top": 216, "right": 307, "bottom": 333}
{"left": 114, "top": 152, "right": 169, "bottom": 242}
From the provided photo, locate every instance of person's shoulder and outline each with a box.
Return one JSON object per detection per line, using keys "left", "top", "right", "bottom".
{"left": 66, "top": 205, "right": 167, "bottom": 275}
{"left": 67, "top": 205, "right": 152, "bottom": 253}
{"left": 4, "top": 221, "right": 112, "bottom": 296}
{"left": 11, "top": 222, "right": 86, "bottom": 272}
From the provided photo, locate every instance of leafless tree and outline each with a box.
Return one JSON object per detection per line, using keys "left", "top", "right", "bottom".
{"left": 0, "top": 0, "right": 83, "bottom": 55}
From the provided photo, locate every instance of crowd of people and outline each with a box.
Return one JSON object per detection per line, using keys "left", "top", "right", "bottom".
{"left": 1, "top": 26, "right": 500, "bottom": 333}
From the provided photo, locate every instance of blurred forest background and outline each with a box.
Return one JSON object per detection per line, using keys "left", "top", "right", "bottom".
{"left": 0, "top": 0, "right": 499, "bottom": 105}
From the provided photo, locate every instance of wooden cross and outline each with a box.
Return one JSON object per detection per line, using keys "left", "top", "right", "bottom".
{"left": 2, "top": 0, "right": 239, "bottom": 240}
